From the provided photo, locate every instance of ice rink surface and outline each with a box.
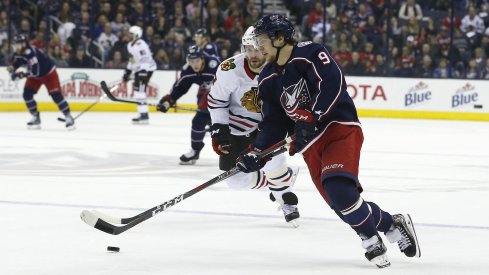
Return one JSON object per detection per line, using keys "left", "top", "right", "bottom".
{"left": 1, "top": 112, "right": 488, "bottom": 275}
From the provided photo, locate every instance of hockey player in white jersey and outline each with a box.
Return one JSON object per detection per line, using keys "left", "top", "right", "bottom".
{"left": 123, "top": 25, "right": 157, "bottom": 124}
{"left": 208, "top": 27, "right": 300, "bottom": 226}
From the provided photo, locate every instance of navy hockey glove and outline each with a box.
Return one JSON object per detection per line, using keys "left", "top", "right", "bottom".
{"left": 11, "top": 71, "right": 27, "bottom": 81}
{"left": 290, "top": 110, "right": 317, "bottom": 156}
{"left": 236, "top": 145, "right": 270, "bottom": 173}
{"left": 156, "top": 94, "right": 175, "bottom": 113}
{"left": 122, "top": 69, "right": 131, "bottom": 82}
{"left": 210, "top": 123, "right": 232, "bottom": 155}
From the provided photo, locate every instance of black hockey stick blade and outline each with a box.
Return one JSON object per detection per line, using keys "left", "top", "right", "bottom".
{"left": 81, "top": 137, "right": 292, "bottom": 235}
{"left": 57, "top": 117, "right": 66, "bottom": 122}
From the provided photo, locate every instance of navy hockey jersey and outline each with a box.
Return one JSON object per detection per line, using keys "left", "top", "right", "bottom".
{"left": 255, "top": 41, "right": 360, "bottom": 150}
{"left": 11, "top": 45, "right": 55, "bottom": 78}
{"left": 169, "top": 54, "right": 220, "bottom": 102}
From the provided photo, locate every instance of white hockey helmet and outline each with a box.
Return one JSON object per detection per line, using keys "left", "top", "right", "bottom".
{"left": 129, "top": 26, "right": 143, "bottom": 40}
{"left": 242, "top": 26, "right": 256, "bottom": 47}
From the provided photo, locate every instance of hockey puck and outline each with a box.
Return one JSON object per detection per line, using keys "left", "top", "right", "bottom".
{"left": 107, "top": 246, "right": 120, "bottom": 252}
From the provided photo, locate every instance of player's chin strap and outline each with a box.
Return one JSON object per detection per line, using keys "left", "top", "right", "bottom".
{"left": 271, "top": 38, "right": 285, "bottom": 64}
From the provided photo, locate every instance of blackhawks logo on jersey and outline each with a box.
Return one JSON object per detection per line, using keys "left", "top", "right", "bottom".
{"left": 241, "top": 87, "right": 261, "bottom": 113}
{"left": 220, "top": 58, "right": 236, "bottom": 71}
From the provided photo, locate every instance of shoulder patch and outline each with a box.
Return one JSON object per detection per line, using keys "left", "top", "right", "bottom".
{"left": 297, "top": 41, "right": 313, "bottom": 47}
{"left": 25, "top": 49, "right": 32, "bottom": 55}
{"left": 209, "top": 60, "right": 218, "bottom": 69}
{"left": 220, "top": 58, "right": 236, "bottom": 71}
{"left": 205, "top": 44, "right": 213, "bottom": 49}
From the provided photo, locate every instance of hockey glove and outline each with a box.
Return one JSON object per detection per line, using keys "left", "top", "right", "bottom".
{"left": 11, "top": 71, "right": 27, "bottom": 81}
{"left": 210, "top": 123, "right": 232, "bottom": 155}
{"left": 236, "top": 145, "right": 270, "bottom": 173}
{"left": 290, "top": 109, "right": 317, "bottom": 156}
{"left": 122, "top": 69, "right": 131, "bottom": 82}
{"left": 156, "top": 94, "right": 176, "bottom": 113}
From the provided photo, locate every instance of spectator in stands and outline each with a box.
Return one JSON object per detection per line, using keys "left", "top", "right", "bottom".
{"left": 415, "top": 55, "right": 434, "bottom": 77}
{"left": 170, "top": 17, "right": 192, "bottom": 41}
{"left": 345, "top": 51, "right": 367, "bottom": 76}
{"left": 398, "top": 0, "right": 423, "bottom": 21}
{"left": 362, "top": 15, "right": 382, "bottom": 47}
{"left": 480, "top": 35, "right": 489, "bottom": 57}
{"left": 69, "top": 46, "right": 91, "bottom": 68}
{"left": 480, "top": 58, "right": 489, "bottom": 79}
{"left": 93, "top": 15, "right": 109, "bottom": 40}
{"left": 307, "top": 1, "right": 323, "bottom": 29}
{"left": 105, "top": 51, "right": 126, "bottom": 69}
{"left": 395, "top": 59, "right": 415, "bottom": 77}
{"left": 433, "top": 58, "right": 455, "bottom": 78}
{"left": 355, "top": 3, "right": 370, "bottom": 28}
{"left": 112, "top": 13, "right": 130, "bottom": 37}
{"left": 18, "top": 18, "right": 31, "bottom": 39}
{"left": 474, "top": 47, "right": 487, "bottom": 71}
{"left": 129, "top": 2, "right": 146, "bottom": 26}
{"left": 326, "top": 0, "right": 337, "bottom": 19}
{"left": 333, "top": 42, "right": 352, "bottom": 67}
{"left": 110, "top": 30, "right": 130, "bottom": 63}
{"left": 154, "top": 48, "right": 171, "bottom": 70}
{"left": 50, "top": 45, "right": 69, "bottom": 67}
{"left": 465, "top": 58, "right": 481, "bottom": 78}
{"left": 460, "top": 6, "right": 485, "bottom": 34}
{"left": 342, "top": 0, "right": 357, "bottom": 18}
{"left": 442, "top": 8, "right": 461, "bottom": 29}
{"left": 97, "top": 22, "right": 119, "bottom": 59}
{"left": 373, "top": 54, "right": 386, "bottom": 76}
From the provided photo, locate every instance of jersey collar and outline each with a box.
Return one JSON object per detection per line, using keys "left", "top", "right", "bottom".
{"left": 244, "top": 58, "right": 258, "bottom": 80}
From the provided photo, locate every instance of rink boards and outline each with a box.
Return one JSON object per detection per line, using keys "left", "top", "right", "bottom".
{"left": 0, "top": 67, "right": 488, "bottom": 121}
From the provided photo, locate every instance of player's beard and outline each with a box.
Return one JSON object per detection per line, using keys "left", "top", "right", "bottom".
{"left": 248, "top": 57, "right": 265, "bottom": 70}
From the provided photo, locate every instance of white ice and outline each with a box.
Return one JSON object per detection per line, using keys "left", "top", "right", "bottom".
{"left": 0, "top": 112, "right": 488, "bottom": 275}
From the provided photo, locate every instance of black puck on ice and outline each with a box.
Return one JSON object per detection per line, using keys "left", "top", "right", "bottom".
{"left": 107, "top": 246, "right": 120, "bottom": 252}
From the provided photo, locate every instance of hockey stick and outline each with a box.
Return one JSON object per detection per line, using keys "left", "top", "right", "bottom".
{"left": 57, "top": 94, "right": 105, "bottom": 122}
{"left": 80, "top": 135, "right": 293, "bottom": 235}
{"left": 100, "top": 80, "right": 198, "bottom": 112}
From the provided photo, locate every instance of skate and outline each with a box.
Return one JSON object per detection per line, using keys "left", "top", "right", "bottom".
{"left": 270, "top": 191, "right": 300, "bottom": 227}
{"left": 179, "top": 148, "right": 202, "bottom": 165}
{"left": 132, "top": 113, "right": 149, "bottom": 124}
{"left": 27, "top": 112, "right": 41, "bottom": 129}
{"left": 65, "top": 114, "right": 76, "bottom": 130}
{"left": 385, "top": 214, "right": 421, "bottom": 258}
{"left": 362, "top": 234, "right": 390, "bottom": 268}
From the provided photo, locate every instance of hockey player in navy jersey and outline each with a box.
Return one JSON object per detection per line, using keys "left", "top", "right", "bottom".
{"left": 237, "top": 15, "right": 421, "bottom": 268}
{"left": 156, "top": 45, "right": 220, "bottom": 165}
{"left": 193, "top": 28, "right": 220, "bottom": 59}
{"left": 208, "top": 26, "right": 300, "bottom": 225}
{"left": 8, "top": 34, "right": 75, "bottom": 129}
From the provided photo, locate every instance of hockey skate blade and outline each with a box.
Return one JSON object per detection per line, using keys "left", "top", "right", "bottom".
{"left": 405, "top": 214, "right": 421, "bottom": 258}
{"left": 179, "top": 160, "right": 197, "bottom": 165}
{"left": 132, "top": 121, "right": 149, "bottom": 125}
{"left": 371, "top": 254, "right": 391, "bottom": 269}
{"left": 66, "top": 125, "right": 76, "bottom": 131}
{"left": 288, "top": 219, "right": 300, "bottom": 228}
{"left": 80, "top": 210, "right": 99, "bottom": 227}
{"left": 27, "top": 125, "right": 41, "bottom": 130}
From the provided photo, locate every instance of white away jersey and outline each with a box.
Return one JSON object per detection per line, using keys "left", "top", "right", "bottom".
{"left": 126, "top": 38, "right": 157, "bottom": 72}
{"left": 208, "top": 53, "right": 262, "bottom": 136}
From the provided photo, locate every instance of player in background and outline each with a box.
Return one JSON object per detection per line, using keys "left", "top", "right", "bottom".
{"left": 193, "top": 28, "right": 220, "bottom": 59}
{"left": 156, "top": 45, "right": 220, "bottom": 165}
{"left": 237, "top": 15, "right": 421, "bottom": 268}
{"left": 208, "top": 26, "right": 300, "bottom": 225}
{"left": 8, "top": 34, "right": 75, "bottom": 129}
{"left": 123, "top": 25, "right": 157, "bottom": 124}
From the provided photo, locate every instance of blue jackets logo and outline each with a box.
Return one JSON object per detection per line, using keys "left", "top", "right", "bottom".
{"left": 452, "top": 83, "right": 478, "bottom": 108}
{"left": 405, "top": 81, "right": 431, "bottom": 107}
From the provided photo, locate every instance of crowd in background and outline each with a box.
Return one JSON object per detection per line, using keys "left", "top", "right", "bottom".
{"left": 1, "top": 0, "right": 489, "bottom": 79}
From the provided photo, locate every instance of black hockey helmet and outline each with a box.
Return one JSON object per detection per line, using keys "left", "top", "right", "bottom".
{"left": 253, "top": 14, "right": 295, "bottom": 42}
{"left": 187, "top": 45, "right": 204, "bottom": 60}
{"left": 194, "top": 28, "right": 208, "bottom": 37}
{"left": 14, "top": 34, "right": 28, "bottom": 44}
